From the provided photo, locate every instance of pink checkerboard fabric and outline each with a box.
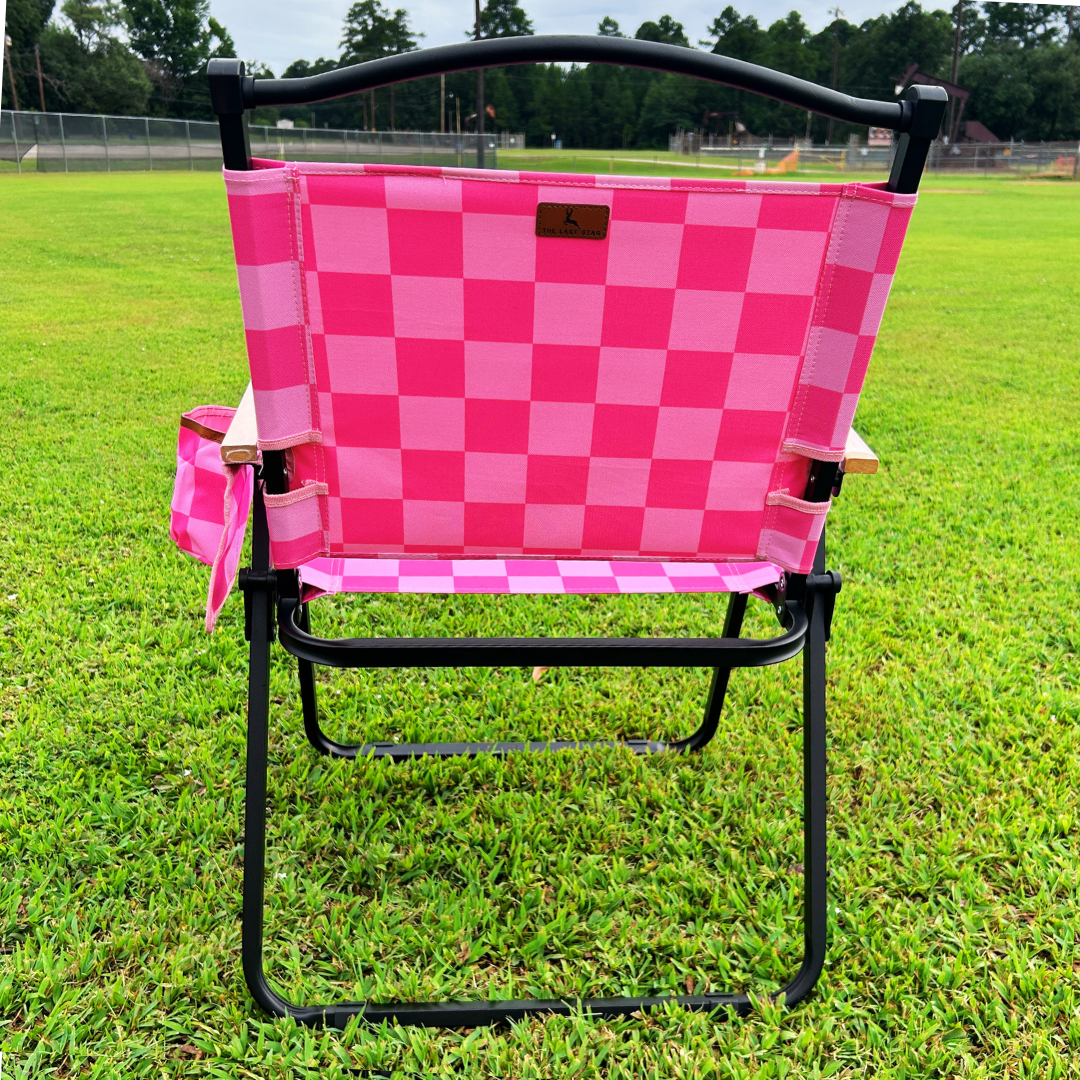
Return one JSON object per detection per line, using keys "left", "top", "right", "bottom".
{"left": 170, "top": 406, "right": 254, "bottom": 631}
{"left": 224, "top": 160, "right": 916, "bottom": 574}
{"left": 298, "top": 556, "right": 783, "bottom": 599}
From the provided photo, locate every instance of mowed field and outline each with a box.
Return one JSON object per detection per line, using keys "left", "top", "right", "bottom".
{"left": 1, "top": 171, "right": 1079, "bottom": 1078}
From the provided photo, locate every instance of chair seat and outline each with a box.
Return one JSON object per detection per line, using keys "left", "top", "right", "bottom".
{"left": 298, "top": 558, "right": 782, "bottom": 599}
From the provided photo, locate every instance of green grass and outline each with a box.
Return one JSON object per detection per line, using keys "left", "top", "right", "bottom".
{"left": 1, "top": 170, "right": 1079, "bottom": 1077}
{"left": 499, "top": 146, "right": 875, "bottom": 181}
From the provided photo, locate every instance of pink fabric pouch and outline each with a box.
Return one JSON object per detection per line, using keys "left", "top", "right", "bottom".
{"left": 169, "top": 406, "right": 255, "bottom": 631}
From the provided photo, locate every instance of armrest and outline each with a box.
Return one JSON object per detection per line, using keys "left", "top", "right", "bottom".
{"left": 842, "top": 428, "right": 879, "bottom": 475}
{"left": 220, "top": 382, "right": 259, "bottom": 464}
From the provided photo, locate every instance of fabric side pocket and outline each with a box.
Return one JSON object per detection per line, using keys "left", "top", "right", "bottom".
{"left": 756, "top": 490, "right": 832, "bottom": 574}
{"left": 263, "top": 481, "right": 329, "bottom": 569}
{"left": 169, "top": 406, "right": 255, "bottom": 632}
{"left": 171, "top": 407, "right": 236, "bottom": 565}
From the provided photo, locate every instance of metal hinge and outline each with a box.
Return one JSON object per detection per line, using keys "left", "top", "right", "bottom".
{"left": 805, "top": 569, "right": 842, "bottom": 640}
{"left": 239, "top": 568, "right": 277, "bottom": 642}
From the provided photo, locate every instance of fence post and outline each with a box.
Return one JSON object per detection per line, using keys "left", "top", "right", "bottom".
{"left": 145, "top": 115, "right": 152, "bottom": 170}
{"left": 59, "top": 112, "right": 68, "bottom": 172}
{"left": 102, "top": 115, "right": 110, "bottom": 171}
{"left": 186, "top": 120, "right": 193, "bottom": 170}
{"left": 12, "top": 113, "right": 21, "bottom": 174}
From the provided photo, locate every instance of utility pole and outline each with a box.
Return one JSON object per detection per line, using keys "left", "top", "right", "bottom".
{"left": 949, "top": 0, "right": 964, "bottom": 141}
{"left": 5, "top": 35, "right": 20, "bottom": 112}
{"left": 826, "top": 8, "right": 842, "bottom": 145}
{"left": 440, "top": 73, "right": 445, "bottom": 133}
{"left": 474, "top": 0, "right": 485, "bottom": 168}
{"left": 34, "top": 44, "right": 45, "bottom": 112}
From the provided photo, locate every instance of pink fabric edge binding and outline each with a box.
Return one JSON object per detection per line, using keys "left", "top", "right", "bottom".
{"left": 297, "top": 557, "right": 783, "bottom": 601}
{"left": 237, "top": 157, "right": 918, "bottom": 206}
{"left": 205, "top": 464, "right": 255, "bottom": 632}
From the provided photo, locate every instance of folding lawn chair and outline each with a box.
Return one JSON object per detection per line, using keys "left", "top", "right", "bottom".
{"left": 181, "top": 38, "right": 946, "bottom": 1028}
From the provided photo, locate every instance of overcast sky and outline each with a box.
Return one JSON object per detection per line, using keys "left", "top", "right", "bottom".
{"left": 209, "top": 0, "right": 930, "bottom": 77}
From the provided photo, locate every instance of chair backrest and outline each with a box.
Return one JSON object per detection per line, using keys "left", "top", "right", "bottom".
{"left": 225, "top": 159, "right": 915, "bottom": 574}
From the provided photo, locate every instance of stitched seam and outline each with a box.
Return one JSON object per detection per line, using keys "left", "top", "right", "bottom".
{"left": 288, "top": 170, "right": 330, "bottom": 546}
{"left": 786, "top": 190, "right": 852, "bottom": 450}
{"left": 765, "top": 491, "right": 832, "bottom": 514}
{"left": 279, "top": 167, "right": 313, "bottom": 452}
{"left": 264, "top": 481, "right": 329, "bottom": 508}
{"left": 257, "top": 430, "right": 323, "bottom": 452}
{"left": 279, "top": 163, "right": 854, "bottom": 197}
{"left": 781, "top": 440, "right": 845, "bottom": 462}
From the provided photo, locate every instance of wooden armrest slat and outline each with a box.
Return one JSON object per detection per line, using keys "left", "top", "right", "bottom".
{"left": 842, "top": 428, "right": 879, "bottom": 475}
{"left": 221, "top": 382, "right": 259, "bottom": 464}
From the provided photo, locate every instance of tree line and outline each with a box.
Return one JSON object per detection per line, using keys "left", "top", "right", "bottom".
{"left": 5, "top": 0, "right": 1079, "bottom": 143}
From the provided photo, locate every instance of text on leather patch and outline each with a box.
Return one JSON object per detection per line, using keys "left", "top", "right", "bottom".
{"left": 536, "top": 202, "right": 610, "bottom": 240}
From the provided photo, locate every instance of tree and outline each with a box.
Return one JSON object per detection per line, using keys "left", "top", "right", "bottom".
{"left": 122, "top": 0, "right": 235, "bottom": 115}
{"left": 4, "top": 0, "right": 56, "bottom": 108}
{"left": 16, "top": 1, "right": 150, "bottom": 115}
{"left": 39, "top": 2, "right": 151, "bottom": 114}
{"left": 339, "top": 1, "right": 420, "bottom": 131}
{"left": 703, "top": 7, "right": 767, "bottom": 62}
{"left": 477, "top": 0, "right": 533, "bottom": 39}
{"left": 269, "top": 0, "right": 1080, "bottom": 148}
{"left": 341, "top": 0, "right": 420, "bottom": 62}
{"left": 983, "top": 3, "right": 1071, "bottom": 47}
{"left": 634, "top": 15, "right": 690, "bottom": 48}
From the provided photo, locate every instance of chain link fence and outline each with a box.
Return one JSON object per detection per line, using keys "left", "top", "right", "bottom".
{"left": 1, "top": 110, "right": 521, "bottom": 173}
{"left": 670, "top": 131, "right": 1080, "bottom": 178}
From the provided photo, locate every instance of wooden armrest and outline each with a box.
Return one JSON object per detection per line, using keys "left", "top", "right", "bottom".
{"left": 842, "top": 428, "right": 879, "bottom": 475}
{"left": 221, "top": 382, "right": 259, "bottom": 463}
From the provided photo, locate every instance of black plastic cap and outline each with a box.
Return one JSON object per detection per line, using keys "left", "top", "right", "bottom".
{"left": 887, "top": 85, "right": 949, "bottom": 194}
{"left": 208, "top": 57, "right": 254, "bottom": 116}
{"left": 904, "top": 84, "right": 948, "bottom": 138}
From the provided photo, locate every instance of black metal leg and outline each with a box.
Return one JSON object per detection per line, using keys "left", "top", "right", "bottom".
{"left": 774, "top": 535, "right": 829, "bottom": 1006}
{"left": 240, "top": 540, "right": 831, "bottom": 1024}
{"left": 242, "top": 483, "right": 293, "bottom": 1019}
{"left": 669, "top": 591, "right": 747, "bottom": 752}
{"left": 297, "top": 591, "right": 749, "bottom": 760}
{"left": 297, "top": 603, "right": 362, "bottom": 757}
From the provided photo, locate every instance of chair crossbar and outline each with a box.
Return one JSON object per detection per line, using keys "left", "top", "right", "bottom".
{"left": 275, "top": 595, "right": 806, "bottom": 670}
{"left": 239, "top": 483, "right": 835, "bottom": 1027}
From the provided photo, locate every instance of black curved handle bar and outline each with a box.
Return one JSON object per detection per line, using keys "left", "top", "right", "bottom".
{"left": 244, "top": 36, "right": 908, "bottom": 131}
{"left": 207, "top": 37, "right": 947, "bottom": 192}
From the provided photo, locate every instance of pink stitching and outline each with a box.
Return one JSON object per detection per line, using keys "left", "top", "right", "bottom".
{"left": 263, "top": 480, "right": 329, "bottom": 508}
{"left": 280, "top": 163, "right": 889, "bottom": 198}
{"left": 781, "top": 439, "right": 845, "bottom": 462}
{"left": 785, "top": 189, "right": 852, "bottom": 450}
{"left": 256, "top": 429, "right": 323, "bottom": 452}
{"left": 765, "top": 490, "right": 831, "bottom": 514}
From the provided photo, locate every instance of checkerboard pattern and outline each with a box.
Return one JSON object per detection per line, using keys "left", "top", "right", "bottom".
{"left": 297, "top": 556, "right": 783, "bottom": 600}
{"left": 170, "top": 406, "right": 254, "bottom": 630}
{"left": 224, "top": 160, "right": 916, "bottom": 574}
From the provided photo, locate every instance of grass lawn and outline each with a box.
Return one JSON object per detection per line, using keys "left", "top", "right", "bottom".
{"left": 1, "top": 169, "right": 1079, "bottom": 1078}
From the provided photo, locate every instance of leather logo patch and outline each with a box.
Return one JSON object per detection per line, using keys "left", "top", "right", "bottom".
{"left": 536, "top": 202, "right": 610, "bottom": 240}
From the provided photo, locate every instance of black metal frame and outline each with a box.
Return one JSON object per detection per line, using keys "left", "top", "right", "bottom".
{"left": 241, "top": 472, "right": 839, "bottom": 1028}
{"left": 212, "top": 38, "right": 938, "bottom": 1029}
{"left": 208, "top": 36, "right": 946, "bottom": 192}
